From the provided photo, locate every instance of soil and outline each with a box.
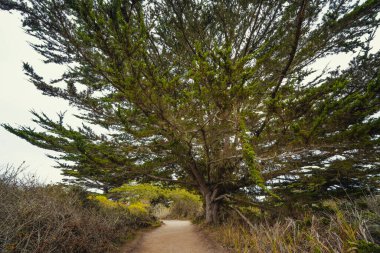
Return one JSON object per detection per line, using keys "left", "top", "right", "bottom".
{"left": 123, "top": 220, "right": 226, "bottom": 253}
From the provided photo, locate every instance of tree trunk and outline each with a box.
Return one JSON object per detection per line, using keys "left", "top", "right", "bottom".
{"left": 204, "top": 190, "right": 220, "bottom": 224}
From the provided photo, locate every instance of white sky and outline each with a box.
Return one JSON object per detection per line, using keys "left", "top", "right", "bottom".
{"left": 0, "top": 12, "right": 77, "bottom": 183}
{"left": 0, "top": 11, "right": 379, "bottom": 183}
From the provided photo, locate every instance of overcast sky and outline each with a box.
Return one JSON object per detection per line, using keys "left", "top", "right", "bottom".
{"left": 0, "top": 11, "right": 379, "bottom": 183}
{"left": 0, "top": 12, "right": 76, "bottom": 183}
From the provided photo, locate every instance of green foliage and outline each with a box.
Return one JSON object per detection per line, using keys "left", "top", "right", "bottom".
{"left": 111, "top": 183, "right": 165, "bottom": 203}
{"left": 356, "top": 240, "right": 380, "bottom": 253}
{"left": 1, "top": 0, "right": 380, "bottom": 223}
{"left": 88, "top": 194, "right": 124, "bottom": 209}
{"left": 110, "top": 183, "right": 203, "bottom": 219}
{"left": 166, "top": 188, "right": 203, "bottom": 219}
{"left": 127, "top": 202, "right": 150, "bottom": 216}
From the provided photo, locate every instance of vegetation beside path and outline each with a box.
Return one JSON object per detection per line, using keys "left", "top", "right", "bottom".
{"left": 202, "top": 197, "right": 380, "bottom": 253}
{"left": 2, "top": 0, "right": 380, "bottom": 225}
{"left": 0, "top": 165, "right": 203, "bottom": 253}
{"left": 1, "top": 0, "right": 380, "bottom": 252}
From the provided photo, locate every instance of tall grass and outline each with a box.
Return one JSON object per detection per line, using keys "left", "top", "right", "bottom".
{"left": 0, "top": 165, "right": 155, "bottom": 253}
{"left": 205, "top": 199, "right": 380, "bottom": 253}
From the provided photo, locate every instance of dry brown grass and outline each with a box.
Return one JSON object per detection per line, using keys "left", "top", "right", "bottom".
{"left": 203, "top": 200, "right": 380, "bottom": 253}
{"left": 0, "top": 165, "right": 154, "bottom": 253}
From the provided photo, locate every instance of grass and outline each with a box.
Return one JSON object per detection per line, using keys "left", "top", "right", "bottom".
{"left": 0, "top": 165, "right": 156, "bottom": 253}
{"left": 203, "top": 198, "right": 380, "bottom": 253}
{"left": 3, "top": 163, "right": 379, "bottom": 253}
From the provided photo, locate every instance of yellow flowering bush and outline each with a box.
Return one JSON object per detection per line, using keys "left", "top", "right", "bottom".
{"left": 88, "top": 195, "right": 124, "bottom": 209}
{"left": 128, "top": 201, "right": 150, "bottom": 215}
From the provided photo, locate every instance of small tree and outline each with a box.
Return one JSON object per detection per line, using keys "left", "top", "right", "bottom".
{"left": 1, "top": 0, "right": 379, "bottom": 224}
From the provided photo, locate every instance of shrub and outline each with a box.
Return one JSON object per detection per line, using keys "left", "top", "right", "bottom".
{"left": 204, "top": 198, "right": 380, "bottom": 253}
{"left": 166, "top": 188, "right": 203, "bottom": 219}
{"left": 127, "top": 202, "right": 150, "bottom": 216}
{"left": 110, "top": 184, "right": 203, "bottom": 220}
{"left": 0, "top": 165, "right": 155, "bottom": 253}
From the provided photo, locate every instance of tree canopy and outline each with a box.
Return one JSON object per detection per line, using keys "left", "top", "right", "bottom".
{"left": 1, "top": 0, "right": 379, "bottom": 223}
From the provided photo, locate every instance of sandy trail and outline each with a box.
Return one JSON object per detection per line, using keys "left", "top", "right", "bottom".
{"left": 132, "top": 220, "right": 224, "bottom": 253}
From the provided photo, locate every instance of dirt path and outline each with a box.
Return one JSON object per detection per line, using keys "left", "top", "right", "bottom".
{"left": 129, "top": 220, "right": 225, "bottom": 253}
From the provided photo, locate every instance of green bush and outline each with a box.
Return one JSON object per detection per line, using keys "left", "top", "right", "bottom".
{"left": 166, "top": 188, "right": 203, "bottom": 219}
{"left": 356, "top": 240, "right": 380, "bottom": 253}
{"left": 110, "top": 183, "right": 203, "bottom": 219}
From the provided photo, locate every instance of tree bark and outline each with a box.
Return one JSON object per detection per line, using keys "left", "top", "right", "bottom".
{"left": 204, "top": 189, "right": 221, "bottom": 224}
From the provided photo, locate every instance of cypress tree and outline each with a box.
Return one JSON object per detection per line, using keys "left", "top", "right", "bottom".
{"left": 1, "top": 0, "right": 379, "bottom": 223}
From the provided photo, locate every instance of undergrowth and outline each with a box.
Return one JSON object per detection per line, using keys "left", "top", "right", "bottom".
{"left": 110, "top": 183, "right": 203, "bottom": 220}
{"left": 204, "top": 198, "right": 380, "bottom": 253}
{"left": 0, "top": 165, "right": 156, "bottom": 253}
